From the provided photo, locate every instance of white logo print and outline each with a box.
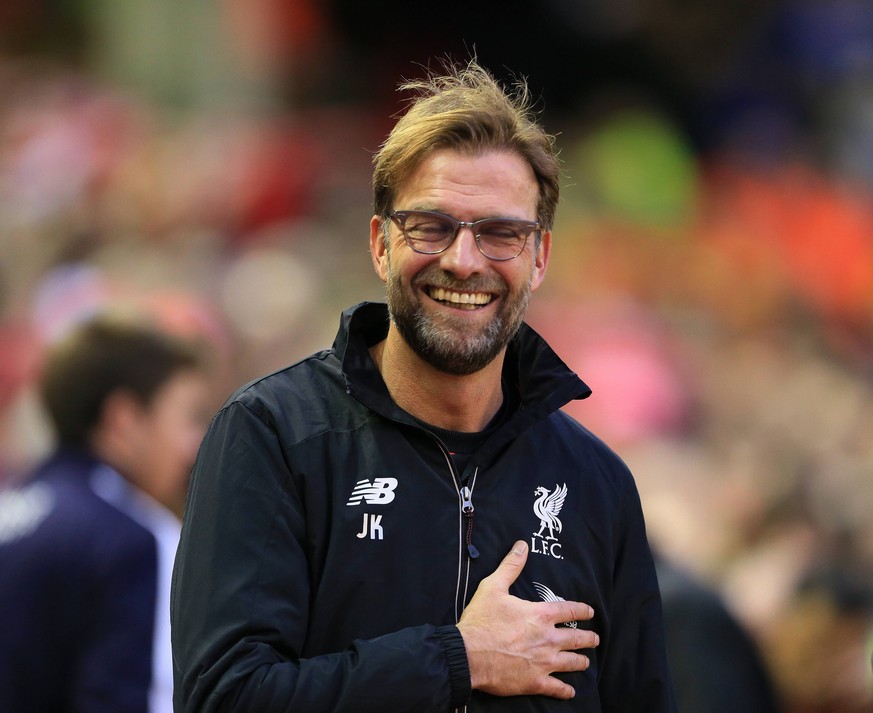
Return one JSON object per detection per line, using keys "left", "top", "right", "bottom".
{"left": 0, "top": 483, "right": 55, "bottom": 545}
{"left": 346, "top": 478, "right": 398, "bottom": 506}
{"left": 533, "top": 582, "right": 578, "bottom": 628}
{"left": 531, "top": 483, "right": 567, "bottom": 559}
{"left": 348, "top": 478, "right": 398, "bottom": 541}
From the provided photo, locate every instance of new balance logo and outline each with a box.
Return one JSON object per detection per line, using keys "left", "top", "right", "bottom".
{"left": 346, "top": 478, "right": 398, "bottom": 506}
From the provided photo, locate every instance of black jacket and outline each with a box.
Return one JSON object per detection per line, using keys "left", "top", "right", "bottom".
{"left": 172, "top": 302, "right": 676, "bottom": 712}
{"left": 0, "top": 449, "right": 174, "bottom": 713}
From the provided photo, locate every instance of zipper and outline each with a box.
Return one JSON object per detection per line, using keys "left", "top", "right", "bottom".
{"left": 460, "top": 485, "right": 479, "bottom": 559}
{"left": 452, "top": 467, "right": 479, "bottom": 713}
{"left": 455, "top": 474, "right": 478, "bottom": 713}
{"left": 431, "top": 438, "right": 480, "bottom": 622}
{"left": 428, "top": 435, "right": 478, "bottom": 713}
{"left": 454, "top": 467, "right": 479, "bottom": 624}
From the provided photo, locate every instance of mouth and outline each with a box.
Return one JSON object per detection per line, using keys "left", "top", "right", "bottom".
{"left": 426, "top": 286, "right": 494, "bottom": 310}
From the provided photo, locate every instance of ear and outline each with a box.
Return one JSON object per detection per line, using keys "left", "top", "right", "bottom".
{"left": 99, "top": 389, "right": 144, "bottom": 443}
{"left": 530, "top": 229, "right": 551, "bottom": 292}
{"left": 89, "top": 389, "right": 146, "bottom": 469}
{"left": 369, "top": 215, "right": 389, "bottom": 283}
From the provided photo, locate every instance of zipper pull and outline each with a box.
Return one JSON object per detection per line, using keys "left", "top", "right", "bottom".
{"left": 461, "top": 486, "right": 479, "bottom": 559}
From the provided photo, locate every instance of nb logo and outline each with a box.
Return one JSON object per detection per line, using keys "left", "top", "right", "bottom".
{"left": 346, "top": 478, "right": 398, "bottom": 506}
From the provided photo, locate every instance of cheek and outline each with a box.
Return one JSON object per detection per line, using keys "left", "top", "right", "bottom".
{"left": 385, "top": 253, "right": 416, "bottom": 292}
{"left": 145, "top": 420, "right": 199, "bottom": 500}
{"left": 165, "top": 415, "right": 205, "bottom": 465}
{"left": 386, "top": 241, "right": 438, "bottom": 276}
{"left": 147, "top": 411, "right": 202, "bottom": 473}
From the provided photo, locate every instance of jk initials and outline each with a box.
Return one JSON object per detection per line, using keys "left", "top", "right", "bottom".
{"left": 356, "top": 513, "right": 384, "bottom": 540}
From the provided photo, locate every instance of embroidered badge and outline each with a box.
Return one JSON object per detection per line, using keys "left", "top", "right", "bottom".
{"left": 531, "top": 483, "right": 567, "bottom": 559}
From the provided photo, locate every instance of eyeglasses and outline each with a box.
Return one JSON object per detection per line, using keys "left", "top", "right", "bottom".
{"left": 390, "top": 210, "right": 540, "bottom": 261}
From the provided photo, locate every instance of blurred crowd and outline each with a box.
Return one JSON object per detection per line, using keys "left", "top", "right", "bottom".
{"left": 1, "top": 1, "right": 873, "bottom": 711}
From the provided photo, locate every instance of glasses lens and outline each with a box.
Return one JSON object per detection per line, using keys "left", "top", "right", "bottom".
{"left": 401, "top": 212, "right": 456, "bottom": 253}
{"left": 476, "top": 220, "right": 532, "bottom": 259}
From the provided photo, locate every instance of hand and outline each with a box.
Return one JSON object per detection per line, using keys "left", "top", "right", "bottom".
{"left": 456, "top": 540, "right": 598, "bottom": 700}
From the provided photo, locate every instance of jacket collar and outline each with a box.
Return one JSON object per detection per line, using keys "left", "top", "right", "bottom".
{"left": 334, "top": 301, "right": 591, "bottom": 433}
{"left": 34, "top": 447, "right": 104, "bottom": 483}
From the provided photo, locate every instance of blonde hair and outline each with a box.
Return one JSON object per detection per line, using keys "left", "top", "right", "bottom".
{"left": 372, "top": 59, "right": 561, "bottom": 230}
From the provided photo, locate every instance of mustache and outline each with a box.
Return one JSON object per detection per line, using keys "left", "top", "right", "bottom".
{"left": 412, "top": 266, "right": 506, "bottom": 294}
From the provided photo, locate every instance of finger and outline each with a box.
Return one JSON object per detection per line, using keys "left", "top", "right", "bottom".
{"left": 539, "top": 675, "right": 576, "bottom": 701}
{"left": 552, "top": 650, "right": 591, "bottom": 674}
{"left": 487, "top": 540, "right": 529, "bottom": 591}
{"left": 552, "top": 601, "right": 594, "bottom": 627}
{"left": 553, "top": 628, "right": 599, "bottom": 652}
{"left": 581, "top": 630, "right": 600, "bottom": 650}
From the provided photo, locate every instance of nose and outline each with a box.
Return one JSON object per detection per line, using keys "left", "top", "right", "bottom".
{"left": 438, "top": 224, "right": 485, "bottom": 278}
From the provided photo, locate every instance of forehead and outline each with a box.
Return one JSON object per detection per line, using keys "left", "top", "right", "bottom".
{"left": 395, "top": 149, "right": 539, "bottom": 218}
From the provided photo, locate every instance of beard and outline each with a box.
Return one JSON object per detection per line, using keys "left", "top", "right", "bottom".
{"left": 384, "top": 253, "right": 532, "bottom": 376}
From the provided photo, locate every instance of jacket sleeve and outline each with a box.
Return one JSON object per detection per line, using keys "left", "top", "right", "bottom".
{"left": 598, "top": 475, "right": 678, "bottom": 713}
{"left": 171, "top": 401, "right": 471, "bottom": 713}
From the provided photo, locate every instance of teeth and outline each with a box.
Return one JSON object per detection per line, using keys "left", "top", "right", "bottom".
{"left": 431, "top": 287, "right": 492, "bottom": 306}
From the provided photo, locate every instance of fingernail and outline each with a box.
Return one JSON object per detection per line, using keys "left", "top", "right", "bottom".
{"left": 593, "top": 633, "right": 600, "bottom": 646}
{"left": 512, "top": 540, "right": 528, "bottom": 555}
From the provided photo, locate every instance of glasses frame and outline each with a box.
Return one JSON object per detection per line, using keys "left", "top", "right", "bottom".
{"left": 389, "top": 210, "right": 540, "bottom": 261}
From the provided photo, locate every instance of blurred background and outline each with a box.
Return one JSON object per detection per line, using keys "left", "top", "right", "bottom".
{"left": 0, "top": 1, "right": 872, "bottom": 710}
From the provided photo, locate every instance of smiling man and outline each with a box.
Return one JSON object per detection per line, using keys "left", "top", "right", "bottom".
{"left": 376, "top": 150, "right": 545, "bottom": 381}
{"left": 172, "top": 60, "right": 677, "bottom": 713}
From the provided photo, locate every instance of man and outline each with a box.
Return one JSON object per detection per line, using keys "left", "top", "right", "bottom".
{"left": 656, "top": 555, "right": 783, "bottom": 712}
{"left": 172, "top": 60, "right": 676, "bottom": 712}
{"left": 0, "top": 314, "right": 210, "bottom": 713}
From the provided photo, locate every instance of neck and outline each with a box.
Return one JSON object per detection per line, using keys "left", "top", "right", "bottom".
{"left": 371, "top": 328, "right": 505, "bottom": 432}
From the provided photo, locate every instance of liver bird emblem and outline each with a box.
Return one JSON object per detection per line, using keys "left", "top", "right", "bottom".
{"left": 533, "top": 483, "right": 567, "bottom": 541}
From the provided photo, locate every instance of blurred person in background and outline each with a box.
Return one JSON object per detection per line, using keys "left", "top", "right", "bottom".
{"left": 767, "top": 560, "right": 873, "bottom": 713}
{"left": 656, "top": 555, "right": 783, "bottom": 713}
{"left": 0, "top": 314, "right": 211, "bottom": 713}
{"left": 172, "top": 59, "right": 676, "bottom": 712}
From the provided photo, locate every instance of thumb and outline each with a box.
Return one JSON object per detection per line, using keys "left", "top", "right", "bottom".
{"left": 488, "top": 540, "right": 529, "bottom": 591}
